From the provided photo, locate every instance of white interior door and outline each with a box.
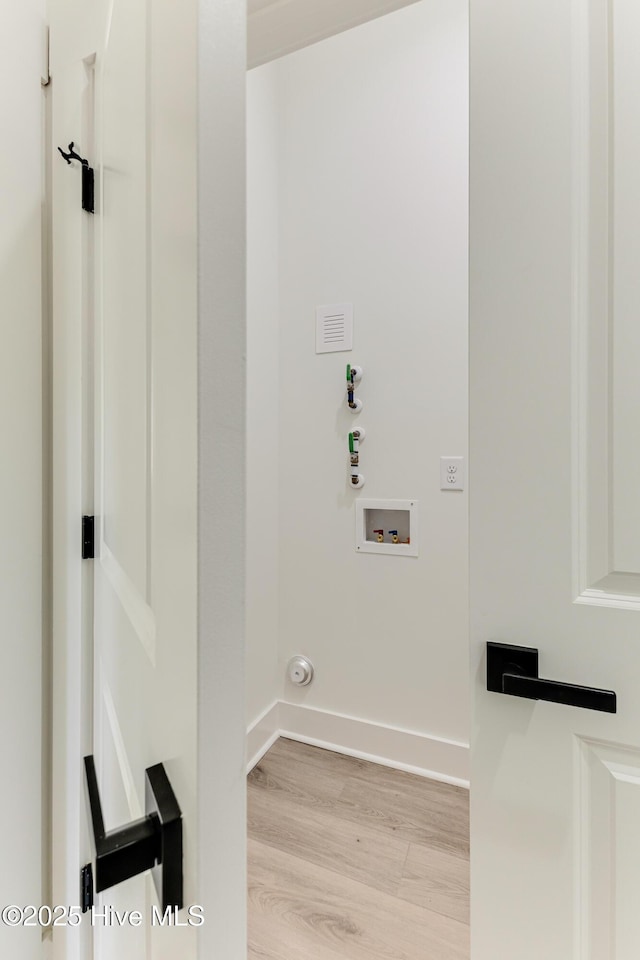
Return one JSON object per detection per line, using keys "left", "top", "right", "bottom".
{"left": 53, "top": 1, "right": 197, "bottom": 957}
{"left": 470, "top": 0, "right": 640, "bottom": 957}
{"left": 51, "top": 1, "right": 247, "bottom": 958}
{"left": 90, "top": 0, "right": 198, "bottom": 956}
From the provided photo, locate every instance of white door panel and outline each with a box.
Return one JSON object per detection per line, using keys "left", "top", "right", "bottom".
{"left": 51, "top": 0, "right": 213, "bottom": 955}
{"left": 99, "top": 0, "right": 149, "bottom": 599}
{"left": 471, "top": 0, "right": 640, "bottom": 957}
{"left": 52, "top": 49, "right": 99, "bottom": 960}
{"left": 93, "top": 0, "right": 198, "bottom": 951}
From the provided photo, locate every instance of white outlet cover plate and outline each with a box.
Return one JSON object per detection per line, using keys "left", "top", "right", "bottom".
{"left": 440, "top": 457, "right": 465, "bottom": 491}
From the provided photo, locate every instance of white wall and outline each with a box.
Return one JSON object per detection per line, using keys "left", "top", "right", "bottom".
{"left": 247, "top": 0, "right": 469, "bottom": 772}
{"left": 197, "top": 0, "right": 248, "bottom": 950}
{"left": 246, "top": 62, "right": 282, "bottom": 727}
{"left": 0, "top": 4, "right": 44, "bottom": 957}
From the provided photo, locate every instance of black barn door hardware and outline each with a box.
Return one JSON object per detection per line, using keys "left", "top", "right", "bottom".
{"left": 80, "top": 863, "right": 93, "bottom": 913}
{"left": 84, "top": 756, "right": 183, "bottom": 910}
{"left": 486, "top": 641, "right": 617, "bottom": 713}
{"left": 58, "top": 141, "right": 95, "bottom": 214}
{"left": 82, "top": 516, "right": 95, "bottom": 559}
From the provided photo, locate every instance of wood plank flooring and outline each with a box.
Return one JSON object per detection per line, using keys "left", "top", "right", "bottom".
{"left": 248, "top": 737, "right": 470, "bottom": 959}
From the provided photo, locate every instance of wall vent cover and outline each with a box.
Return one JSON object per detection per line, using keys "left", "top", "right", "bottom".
{"left": 315, "top": 303, "right": 353, "bottom": 354}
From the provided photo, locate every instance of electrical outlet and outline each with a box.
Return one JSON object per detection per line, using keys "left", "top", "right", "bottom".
{"left": 440, "top": 457, "right": 465, "bottom": 491}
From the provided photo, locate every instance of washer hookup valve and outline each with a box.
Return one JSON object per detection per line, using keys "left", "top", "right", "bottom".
{"left": 349, "top": 431, "right": 359, "bottom": 463}
{"left": 349, "top": 432, "right": 364, "bottom": 488}
{"left": 346, "top": 364, "right": 363, "bottom": 413}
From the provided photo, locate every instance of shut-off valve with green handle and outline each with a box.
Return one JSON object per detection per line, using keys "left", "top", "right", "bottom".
{"left": 349, "top": 428, "right": 365, "bottom": 489}
{"left": 346, "top": 363, "right": 363, "bottom": 413}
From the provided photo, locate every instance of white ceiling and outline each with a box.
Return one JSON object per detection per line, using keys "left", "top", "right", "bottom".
{"left": 248, "top": 0, "right": 281, "bottom": 13}
{"left": 247, "top": 0, "right": 421, "bottom": 68}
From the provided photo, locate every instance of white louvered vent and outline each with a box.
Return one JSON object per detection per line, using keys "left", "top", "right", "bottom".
{"left": 315, "top": 303, "right": 353, "bottom": 354}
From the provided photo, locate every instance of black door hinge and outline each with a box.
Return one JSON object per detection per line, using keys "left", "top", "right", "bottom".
{"left": 80, "top": 863, "right": 94, "bottom": 914}
{"left": 82, "top": 516, "right": 95, "bottom": 560}
{"left": 81, "top": 164, "right": 95, "bottom": 215}
{"left": 57, "top": 142, "right": 95, "bottom": 214}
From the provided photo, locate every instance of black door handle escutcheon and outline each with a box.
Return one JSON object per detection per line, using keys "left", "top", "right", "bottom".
{"left": 84, "top": 756, "right": 183, "bottom": 910}
{"left": 486, "top": 642, "right": 617, "bottom": 713}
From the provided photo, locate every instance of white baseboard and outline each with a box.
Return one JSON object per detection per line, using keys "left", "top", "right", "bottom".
{"left": 246, "top": 700, "right": 281, "bottom": 772}
{"left": 247, "top": 700, "right": 469, "bottom": 787}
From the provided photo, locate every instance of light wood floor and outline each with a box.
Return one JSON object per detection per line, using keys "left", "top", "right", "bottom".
{"left": 248, "top": 737, "right": 470, "bottom": 960}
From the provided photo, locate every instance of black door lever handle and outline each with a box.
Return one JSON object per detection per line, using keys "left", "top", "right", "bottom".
{"left": 84, "top": 756, "right": 183, "bottom": 910}
{"left": 486, "top": 642, "right": 617, "bottom": 714}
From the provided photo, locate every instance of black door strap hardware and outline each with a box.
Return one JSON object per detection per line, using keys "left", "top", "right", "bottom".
{"left": 84, "top": 756, "right": 183, "bottom": 910}
{"left": 82, "top": 515, "right": 95, "bottom": 560}
{"left": 58, "top": 141, "right": 95, "bottom": 214}
{"left": 80, "top": 863, "right": 93, "bottom": 914}
{"left": 486, "top": 641, "right": 617, "bottom": 713}
{"left": 58, "top": 141, "right": 89, "bottom": 166}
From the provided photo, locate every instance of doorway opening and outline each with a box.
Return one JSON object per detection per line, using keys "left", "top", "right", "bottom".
{"left": 245, "top": 1, "right": 469, "bottom": 956}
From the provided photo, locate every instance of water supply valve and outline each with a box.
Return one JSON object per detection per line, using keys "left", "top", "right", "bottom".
{"left": 349, "top": 429, "right": 365, "bottom": 489}
{"left": 346, "top": 364, "right": 363, "bottom": 413}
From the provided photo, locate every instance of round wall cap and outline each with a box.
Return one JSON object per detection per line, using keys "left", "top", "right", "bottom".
{"left": 287, "top": 656, "right": 314, "bottom": 686}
